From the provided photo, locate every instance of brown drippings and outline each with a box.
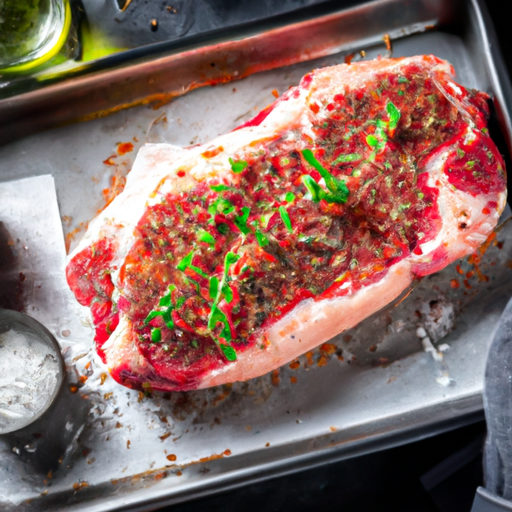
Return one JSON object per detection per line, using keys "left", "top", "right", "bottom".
{"left": 289, "top": 360, "right": 300, "bottom": 370}
{"left": 117, "top": 142, "right": 134, "bottom": 155}
{"left": 319, "top": 343, "right": 336, "bottom": 356}
{"left": 383, "top": 33, "right": 392, "bottom": 53}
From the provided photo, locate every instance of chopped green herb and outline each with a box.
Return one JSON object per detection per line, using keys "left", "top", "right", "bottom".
{"left": 279, "top": 206, "right": 293, "bottom": 233}
{"left": 177, "top": 250, "right": 209, "bottom": 278}
{"left": 144, "top": 310, "right": 164, "bottom": 325}
{"left": 209, "top": 197, "right": 235, "bottom": 216}
{"left": 228, "top": 157, "right": 248, "bottom": 173}
{"left": 398, "top": 90, "right": 404, "bottom": 96}
{"left": 302, "top": 175, "right": 323, "bottom": 202}
{"left": 386, "top": 102, "right": 400, "bottom": 131}
{"left": 255, "top": 229, "right": 269, "bottom": 247}
{"left": 210, "top": 184, "right": 231, "bottom": 192}
{"left": 151, "top": 328, "right": 162, "bottom": 343}
{"left": 223, "top": 285, "right": 234, "bottom": 303}
{"left": 234, "top": 206, "right": 251, "bottom": 235}
{"left": 197, "top": 229, "right": 216, "bottom": 247}
{"left": 366, "top": 134, "right": 379, "bottom": 148}
{"left": 466, "top": 160, "right": 476, "bottom": 168}
{"left": 285, "top": 191, "right": 296, "bottom": 203}
{"left": 208, "top": 306, "right": 232, "bottom": 341}
{"left": 208, "top": 251, "right": 241, "bottom": 340}
{"left": 398, "top": 76, "right": 409, "bottom": 84}
{"left": 331, "top": 153, "right": 362, "bottom": 166}
{"left": 209, "top": 276, "right": 219, "bottom": 300}
{"left": 221, "top": 344, "right": 237, "bottom": 361}
{"left": 457, "top": 148, "right": 465, "bottom": 158}
{"left": 301, "top": 149, "right": 349, "bottom": 203}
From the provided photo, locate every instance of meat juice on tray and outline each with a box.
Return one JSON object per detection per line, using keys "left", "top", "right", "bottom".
{"left": 66, "top": 55, "right": 507, "bottom": 392}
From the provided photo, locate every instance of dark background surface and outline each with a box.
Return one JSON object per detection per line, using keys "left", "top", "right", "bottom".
{"left": 146, "top": 1, "right": 511, "bottom": 511}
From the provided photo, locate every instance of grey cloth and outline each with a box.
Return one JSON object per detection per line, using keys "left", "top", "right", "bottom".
{"left": 484, "top": 295, "right": 512, "bottom": 500}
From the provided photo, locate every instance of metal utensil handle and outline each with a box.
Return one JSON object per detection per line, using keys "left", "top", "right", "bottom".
{"left": 472, "top": 487, "right": 512, "bottom": 511}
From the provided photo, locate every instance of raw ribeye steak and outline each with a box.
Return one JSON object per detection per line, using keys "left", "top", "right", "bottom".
{"left": 67, "top": 55, "right": 507, "bottom": 391}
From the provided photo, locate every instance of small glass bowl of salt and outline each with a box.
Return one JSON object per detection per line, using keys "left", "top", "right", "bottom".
{"left": 0, "top": 309, "right": 64, "bottom": 435}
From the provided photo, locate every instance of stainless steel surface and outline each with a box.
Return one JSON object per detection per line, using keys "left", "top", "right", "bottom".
{"left": 0, "top": 0, "right": 457, "bottom": 145}
{"left": 0, "top": 0, "right": 511, "bottom": 510}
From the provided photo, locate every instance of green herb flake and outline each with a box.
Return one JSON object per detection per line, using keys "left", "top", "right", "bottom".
{"left": 221, "top": 344, "right": 237, "bottom": 361}
{"left": 386, "top": 102, "right": 401, "bottom": 131}
{"left": 197, "top": 229, "right": 216, "bottom": 247}
{"left": 255, "top": 229, "right": 269, "bottom": 247}
{"left": 302, "top": 175, "right": 323, "bottom": 202}
{"left": 398, "top": 90, "right": 404, "bottom": 96}
{"left": 208, "top": 306, "right": 232, "bottom": 342}
{"left": 332, "top": 153, "right": 362, "bottom": 166}
{"left": 209, "top": 197, "right": 235, "bottom": 216}
{"left": 279, "top": 206, "right": 293, "bottom": 233}
{"left": 177, "top": 250, "right": 209, "bottom": 278}
{"left": 285, "top": 191, "right": 296, "bottom": 203}
{"left": 366, "top": 134, "right": 379, "bottom": 148}
{"left": 398, "top": 76, "right": 409, "bottom": 84}
{"left": 234, "top": 206, "right": 251, "bottom": 235}
{"left": 457, "top": 148, "right": 465, "bottom": 158}
{"left": 177, "top": 251, "right": 193, "bottom": 272}
{"left": 151, "top": 328, "right": 162, "bottom": 343}
{"left": 301, "top": 149, "right": 349, "bottom": 203}
{"left": 228, "top": 157, "right": 248, "bottom": 174}
{"left": 209, "top": 276, "right": 219, "bottom": 300}
{"left": 210, "top": 184, "right": 231, "bottom": 192}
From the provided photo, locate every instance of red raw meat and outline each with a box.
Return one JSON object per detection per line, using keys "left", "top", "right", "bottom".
{"left": 66, "top": 55, "right": 507, "bottom": 391}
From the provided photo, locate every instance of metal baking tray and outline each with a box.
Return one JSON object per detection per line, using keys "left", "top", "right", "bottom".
{"left": 1, "top": 0, "right": 512, "bottom": 510}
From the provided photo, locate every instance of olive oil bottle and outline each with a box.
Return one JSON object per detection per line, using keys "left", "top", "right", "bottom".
{"left": 0, "top": 0, "right": 71, "bottom": 73}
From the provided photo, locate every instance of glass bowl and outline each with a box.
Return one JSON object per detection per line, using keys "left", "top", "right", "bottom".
{"left": 0, "top": 309, "right": 65, "bottom": 434}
